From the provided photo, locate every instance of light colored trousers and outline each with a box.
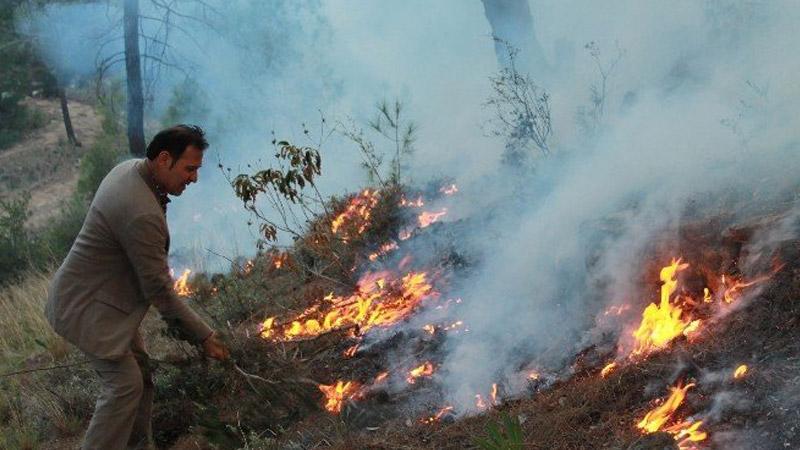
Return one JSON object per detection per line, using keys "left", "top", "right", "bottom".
{"left": 82, "top": 332, "right": 154, "bottom": 450}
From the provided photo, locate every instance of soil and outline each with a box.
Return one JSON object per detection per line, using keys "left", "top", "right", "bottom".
{"left": 0, "top": 96, "right": 102, "bottom": 229}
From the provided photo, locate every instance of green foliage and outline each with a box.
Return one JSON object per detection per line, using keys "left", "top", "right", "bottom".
{"left": 0, "top": 99, "right": 47, "bottom": 149}
{"left": 474, "top": 413, "right": 525, "bottom": 450}
{"left": 230, "top": 139, "right": 322, "bottom": 244}
{"left": 76, "top": 132, "right": 126, "bottom": 199}
{"left": 0, "top": 196, "right": 31, "bottom": 285}
{"left": 0, "top": 1, "right": 57, "bottom": 150}
{"left": 0, "top": 102, "right": 124, "bottom": 285}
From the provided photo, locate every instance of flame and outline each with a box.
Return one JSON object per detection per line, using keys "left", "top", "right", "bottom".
{"left": 242, "top": 260, "right": 255, "bottom": 275}
{"left": 636, "top": 381, "right": 706, "bottom": 449}
{"left": 398, "top": 229, "right": 413, "bottom": 241}
{"left": 626, "top": 257, "right": 777, "bottom": 358}
{"left": 423, "top": 324, "right": 436, "bottom": 334}
{"left": 528, "top": 371, "right": 541, "bottom": 380}
{"left": 440, "top": 184, "right": 458, "bottom": 195}
{"left": 374, "top": 371, "right": 389, "bottom": 384}
{"left": 720, "top": 274, "right": 770, "bottom": 304}
{"left": 272, "top": 252, "right": 289, "bottom": 269}
{"left": 318, "top": 381, "right": 362, "bottom": 414}
{"left": 475, "top": 394, "right": 487, "bottom": 410}
{"left": 418, "top": 208, "right": 447, "bottom": 228}
{"left": 420, "top": 406, "right": 454, "bottom": 424}
{"left": 601, "top": 362, "right": 618, "bottom": 378}
{"left": 172, "top": 269, "right": 192, "bottom": 296}
{"left": 400, "top": 195, "right": 424, "bottom": 207}
{"left": 406, "top": 362, "right": 435, "bottom": 384}
{"left": 443, "top": 320, "right": 464, "bottom": 332}
{"left": 490, "top": 383, "right": 499, "bottom": 405}
{"left": 261, "top": 270, "right": 434, "bottom": 341}
{"left": 368, "top": 241, "right": 399, "bottom": 261}
{"left": 330, "top": 189, "right": 380, "bottom": 240}
{"left": 343, "top": 344, "right": 359, "bottom": 358}
{"left": 637, "top": 382, "right": 695, "bottom": 433}
{"left": 666, "top": 420, "right": 708, "bottom": 449}
{"left": 733, "top": 364, "right": 748, "bottom": 379}
{"left": 631, "top": 259, "right": 692, "bottom": 357}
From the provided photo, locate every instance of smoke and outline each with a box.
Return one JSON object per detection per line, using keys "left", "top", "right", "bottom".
{"left": 423, "top": 1, "right": 800, "bottom": 411}
{"left": 18, "top": 0, "right": 800, "bottom": 418}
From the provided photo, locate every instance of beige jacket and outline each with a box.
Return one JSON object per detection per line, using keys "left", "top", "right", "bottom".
{"left": 45, "top": 158, "right": 212, "bottom": 359}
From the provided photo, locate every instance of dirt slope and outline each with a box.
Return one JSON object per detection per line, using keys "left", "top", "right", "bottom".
{"left": 0, "top": 96, "right": 102, "bottom": 229}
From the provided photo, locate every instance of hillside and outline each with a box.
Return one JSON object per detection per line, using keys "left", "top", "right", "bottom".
{"left": 0, "top": 96, "right": 102, "bottom": 229}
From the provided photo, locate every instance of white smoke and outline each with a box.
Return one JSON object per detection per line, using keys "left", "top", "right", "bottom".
{"left": 18, "top": 0, "right": 800, "bottom": 418}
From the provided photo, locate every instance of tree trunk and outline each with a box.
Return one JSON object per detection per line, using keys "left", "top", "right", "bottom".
{"left": 58, "top": 86, "right": 80, "bottom": 147}
{"left": 123, "top": 0, "right": 145, "bottom": 156}
{"left": 480, "top": 0, "right": 548, "bottom": 76}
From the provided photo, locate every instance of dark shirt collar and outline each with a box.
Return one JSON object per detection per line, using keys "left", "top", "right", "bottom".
{"left": 136, "top": 158, "right": 171, "bottom": 213}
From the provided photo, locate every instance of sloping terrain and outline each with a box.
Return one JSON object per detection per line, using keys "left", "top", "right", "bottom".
{"left": 0, "top": 96, "right": 102, "bottom": 228}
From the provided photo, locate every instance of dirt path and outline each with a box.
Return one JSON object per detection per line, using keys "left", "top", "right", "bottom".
{"left": 0, "top": 97, "right": 102, "bottom": 229}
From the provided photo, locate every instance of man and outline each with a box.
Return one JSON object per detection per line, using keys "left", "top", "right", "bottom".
{"left": 45, "top": 125, "right": 229, "bottom": 450}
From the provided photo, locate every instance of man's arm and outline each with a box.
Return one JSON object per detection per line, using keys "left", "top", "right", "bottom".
{"left": 119, "top": 213, "right": 214, "bottom": 344}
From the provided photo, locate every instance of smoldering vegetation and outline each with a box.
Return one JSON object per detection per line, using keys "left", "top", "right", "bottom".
{"left": 2, "top": 0, "right": 800, "bottom": 449}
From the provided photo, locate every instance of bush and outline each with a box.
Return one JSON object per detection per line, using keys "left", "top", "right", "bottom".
{"left": 0, "top": 107, "right": 125, "bottom": 285}
{"left": 0, "top": 97, "right": 47, "bottom": 150}
{"left": 76, "top": 132, "right": 126, "bottom": 199}
{"left": 0, "top": 195, "right": 32, "bottom": 285}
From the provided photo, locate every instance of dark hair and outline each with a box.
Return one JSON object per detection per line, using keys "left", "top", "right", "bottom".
{"left": 145, "top": 124, "right": 209, "bottom": 161}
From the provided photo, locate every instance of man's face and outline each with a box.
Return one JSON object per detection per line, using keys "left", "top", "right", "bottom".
{"left": 155, "top": 145, "right": 203, "bottom": 196}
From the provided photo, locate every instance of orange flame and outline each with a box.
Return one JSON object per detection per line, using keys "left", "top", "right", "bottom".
{"left": 733, "top": 364, "right": 748, "bottom": 379}
{"left": 490, "top": 383, "right": 499, "bottom": 405}
{"left": 318, "top": 381, "right": 362, "bottom": 414}
{"left": 406, "top": 362, "right": 435, "bottom": 384}
{"left": 636, "top": 381, "right": 706, "bottom": 448}
{"left": 421, "top": 406, "right": 454, "bottom": 424}
{"left": 272, "top": 252, "right": 289, "bottom": 269}
{"left": 374, "top": 371, "right": 389, "bottom": 384}
{"left": 720, "top": 274, "right": 770, "bottom": 304}
{"left": 475, "top": 394, "right": 487, "bottom": 410}
{"left": 637, "top": 382, "right": 695, "bottom": 433}
{"left": 331, "top": 189, "right": 380, "bottom": 240}
{"left": 343, "top": 344, "right": 359, "bottom": 358}
{"left": 172, "top": 269, "right": 192, "bottom": 296}
{"left": 368, "top": 241, "right": 399, "bottom": 261}
{"left": 631, "top": 259, "right": 692, "bottom": 357}
{"left": 423, "top": 324, "right": 436, "bottom": 334}
{"left": 261, "top": 270, "right": 434, "bottom": 341}
{"left": 601, "top": 362, "right": 618, "bottom": 378}
{"left": 418, "top": 208, "right": 448, "bottom": 228}
{"left": 242, "top": 260, "right": 255, "bottom": 275}
{"left": 666, "top": 420, "right": 708, "bottom": 449}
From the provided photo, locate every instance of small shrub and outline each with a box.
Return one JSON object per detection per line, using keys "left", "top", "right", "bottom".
{"left": 76, "top": 132, "right": 126, "bottom": 199}
{"left": 0, "top": 195, "right": 32, "bottom": 285}
{"left": 474, "top": 413, "right": 525, "bottom": 450}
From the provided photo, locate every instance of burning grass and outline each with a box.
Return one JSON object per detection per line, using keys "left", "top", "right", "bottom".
{"left": 4, "top": 175, "right": 799, "bottom": 450}
{"left": 328, "top": 236, "right": 800, "bottom": 449}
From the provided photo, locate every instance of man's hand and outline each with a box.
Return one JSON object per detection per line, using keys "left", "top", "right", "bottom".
{"left": 202, "top": 332, "right": 230, "bottom": 360}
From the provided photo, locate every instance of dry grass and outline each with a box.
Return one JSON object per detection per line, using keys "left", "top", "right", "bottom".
{"left": 0, "top": 269, "right": 66, "bottom": 364}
